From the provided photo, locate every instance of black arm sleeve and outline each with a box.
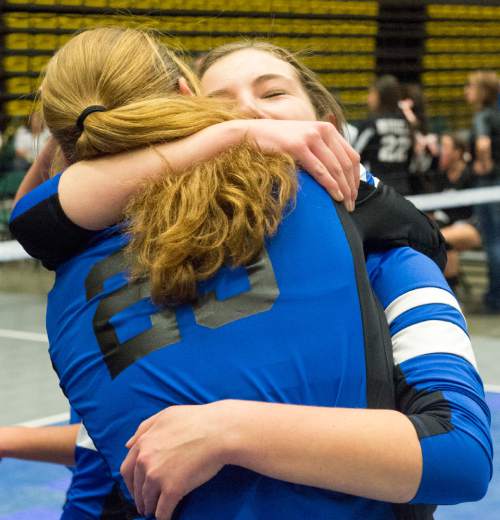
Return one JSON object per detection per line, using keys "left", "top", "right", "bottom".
{"left": 351, "top": 181, "right": 447, "bottom": 271}
{"left": 9, "top": 192, "right": 100, "bottom": 270}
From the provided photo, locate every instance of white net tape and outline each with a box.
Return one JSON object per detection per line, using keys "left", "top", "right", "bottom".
{"left": 407, "top": 186, "right": 500, "bottom": 212}
{"left": 1, "top": 185, "right": 500, "bottom": 263}
{"left": 0, "top": 239, "right": 29, "bottom": 262}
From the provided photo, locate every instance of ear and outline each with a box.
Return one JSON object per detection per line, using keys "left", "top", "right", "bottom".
{"left": 178, "top": 77, "right": 195, "bottom": 97}
{"left": 327, "top": 113, "right": 337, "bottom": 127}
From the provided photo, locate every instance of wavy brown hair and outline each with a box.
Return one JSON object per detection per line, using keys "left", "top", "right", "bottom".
{"left": 40, "top": 27, "right": 296, "bottom": 303}
{"left": 126, "top": 144, "right": 294, "bottom": 303}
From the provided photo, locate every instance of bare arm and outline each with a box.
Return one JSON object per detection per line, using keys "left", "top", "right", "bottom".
{"left": 224, "top": 403, "right": 421, "bottom": 502}
{"left": 0, "top": 424, "right": 79, "bottom": 466}
{"left": 57, "top": 119, "right": 358, "bottom": 230}
{"left": 121, "top": 401, "right": 421, "bottom": 518}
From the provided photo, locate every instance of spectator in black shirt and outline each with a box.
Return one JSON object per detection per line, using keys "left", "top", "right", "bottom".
{"left": 465, "top": 71, "right": 500, "bottom": 312}
{"left": 354, "top": 75, "right": 413, "bottom": 195}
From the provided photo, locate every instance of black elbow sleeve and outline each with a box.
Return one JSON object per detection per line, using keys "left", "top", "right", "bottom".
{"left": 352, "top": 181, "right": 447, "bottom": 271}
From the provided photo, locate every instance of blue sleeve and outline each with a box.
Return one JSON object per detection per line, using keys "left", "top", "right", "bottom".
{"left": 9, "top": 175, "right": 103, "bottom": 270}
{"left": 367, "top": 247, "right": 493, "bottom": 504}
{"left": 401, "top": 353, "right": 492, "bottom": 505}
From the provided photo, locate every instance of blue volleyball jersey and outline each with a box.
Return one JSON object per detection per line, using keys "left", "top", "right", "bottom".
{"left": 67, "top": 251, "right": 494, "bottom": 520}
{"left": 46, "top": 172, "right": 399, "bottom": 519}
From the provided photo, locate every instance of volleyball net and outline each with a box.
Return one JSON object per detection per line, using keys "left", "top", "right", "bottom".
{"left": 1, "top": 184, "right": 500, "bottom": 263}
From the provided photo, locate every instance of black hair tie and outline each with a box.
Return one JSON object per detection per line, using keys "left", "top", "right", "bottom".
{"left": 76, "top": 105, "right": 106, "bottom": 132}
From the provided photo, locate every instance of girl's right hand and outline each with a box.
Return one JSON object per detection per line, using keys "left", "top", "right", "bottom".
{"left": 235, "top": 119, "right": 360, "bottom": 211}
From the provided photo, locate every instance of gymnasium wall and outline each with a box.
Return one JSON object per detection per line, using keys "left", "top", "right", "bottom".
{"left": 0, "top": 0, "right": 500, "bottom": 131}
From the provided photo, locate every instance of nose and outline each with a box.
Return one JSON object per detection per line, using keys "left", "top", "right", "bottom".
{"left": 237, "top": 93, "right": 267, "bottom": 119}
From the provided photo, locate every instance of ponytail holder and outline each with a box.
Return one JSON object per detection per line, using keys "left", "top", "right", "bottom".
{"left": 76, "top": 105, "right": 106, "bottom": 132}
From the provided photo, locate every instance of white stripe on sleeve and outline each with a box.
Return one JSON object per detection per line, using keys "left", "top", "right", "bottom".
{"left": 385, "top": 287, "right": 463, "bottom": 326}
{"left": 392, "top": 320, "right": 477, "bottom": 368}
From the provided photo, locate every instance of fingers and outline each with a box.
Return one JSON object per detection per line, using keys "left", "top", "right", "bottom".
{"left": 143, "top": 480, "right": 161, "bottom": 517}
{"left": 155, "top": 491, "right": 183, "bottom": 520}
{"left": 295, "top": 146, "right": 344, "bottom": 203}
{"left": 121, "top": 436, "right": 162, "bottom": 517}
{"left": 309, "top": 139, "right": 354, "bottom": 211}
{"left": 343, "top": 140, "right": 361, "bottom": 194}
{"left": 120, "top": 443, "right": 138, "bottom": 499}
{"left": 123, "top": 452, "right": 163, "bottom": 518}
{"left": 133, "top": 454, "right": 147, "bottom": 515}
{"left": 296, "top": 122, "right": 361, "bottom": 211}
{"left": 320, "top": 123, "right": 360, "bottom": 205}
{"left": 126, "top": 414, "right": 157, "bottom": 448}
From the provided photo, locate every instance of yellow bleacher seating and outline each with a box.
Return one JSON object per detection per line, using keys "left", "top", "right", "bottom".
{"left": 6, "top": 77, "right": 38, "bottom": 96}
{"left": 428, "top": 4, "right": 500, "bottom": 20}
{"left": 32, "top": 34, "right": 58, "bottom": 51}
{"left": 422, "top": 71, "right": 470, "bottom": 86}
{"left": 4, "top": 14, "right": 30, "bottom": 30}
{"left": 427, "top": 21, "right": 500, "bottom": 37}
{"left": 84, "top": 0, "right": 108, "bottom": 6}
{"left": 30, "top": 55, "right": 52, "bottom": 73}
{"left": 1, "top": 0, "right": 381, "bottom": 127}
{"left": 5, "top": 34, "right": 30, "bottom": 51}
{"left": 424, "top": 54, "right": 500, "bottom": 70}
{"left": 5, "top": 100, "right": 35, "bottom": 118}
{"left": 3, "top": 56, "right": 30, "bottom": 74}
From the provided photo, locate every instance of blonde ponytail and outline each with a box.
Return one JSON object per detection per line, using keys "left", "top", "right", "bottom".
{"left": 73, "top": 96, "right": 237, "bottom": 161}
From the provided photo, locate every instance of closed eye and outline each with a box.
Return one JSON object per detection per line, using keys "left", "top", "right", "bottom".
{"left": 262, "top": 91, "right": 287, "bottom": 99}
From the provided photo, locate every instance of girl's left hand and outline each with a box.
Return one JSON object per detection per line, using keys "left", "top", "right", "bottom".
{"left": 120, "top": 402, "right": 230, "bottom": 520}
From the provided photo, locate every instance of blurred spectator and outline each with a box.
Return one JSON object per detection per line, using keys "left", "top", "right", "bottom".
{"left": 13, "top": 112, "right": 50, "bottom": 171}
{"left": 400, "top": 83, "right": 429, "bottom": 134}
{"left": 465, "top": 70, "right": 500, "bottom": 312}
{"left": 400, "top": 84, "right": 440, "bottom": 194}
{"left": 0, "top": 126, "right": 16, "bottom": 176}
{"left": 353, "top": 75, "right": 413, "bottom": 195}
{"left": 429, "top": 133, "right": 481, "bottom": 288}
